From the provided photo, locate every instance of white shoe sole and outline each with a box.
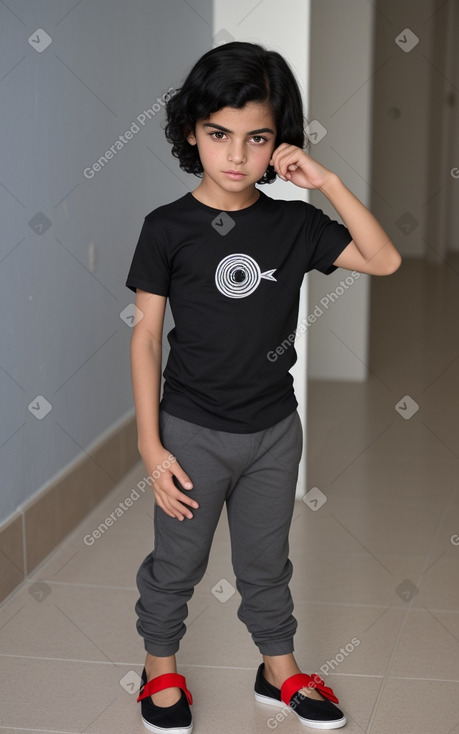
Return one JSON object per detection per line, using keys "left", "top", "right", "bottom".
{"left": 254, "top": 691, "right": 347, "bottom": 729}
{"left": 141, "top": 715, "right": 193, "bottom": 734}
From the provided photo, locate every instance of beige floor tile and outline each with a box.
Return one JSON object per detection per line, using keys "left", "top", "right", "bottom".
{"left": 176, "top": 587, "right": 261, "bottom": 669}
{"left": 288, "top": 545, "right": 421, "bottom": 607}
{"left": 0, "top": 656, "right": 142, "bottom": 733}
{"left": 388, "top": 608, "right": 459, "bottom": 680}
{"left": 290, "top": 492, "right": 443, "bottom": 559}
{"left": 369, "top": 677, "right": 459, "bottom": 734}
{"left": 290, "top": 602, "right": 406, "bottom": 678}
{"left": 410, "top": 554, "right": 459, "bottom": 611}
{"left": 29, "top": 476, "right": 156, "bottom": 589}
{"left": 289, "top": 502, "right": 421, "bottom": 575}
{"left": 322, "top": 496, "right": 443, "bottom": 558}
{"left": 417, "top": 489, "right": 459, "bottom": 572}
{"left": 307, "top": 412, "right": 455, "bottom": 508}
{"left": 0, "top": 581, "right": 141, "bottom": 663}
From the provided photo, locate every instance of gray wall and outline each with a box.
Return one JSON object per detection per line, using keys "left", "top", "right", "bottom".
{"left": 0, "top": 0, "right": 213, "bottom": 525}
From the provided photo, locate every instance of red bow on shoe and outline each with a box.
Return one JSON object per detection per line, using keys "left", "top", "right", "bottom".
{"left": 137, "top": 673, "right": 193, "bottom": 705}
{"left": 281, "top": 673, "right": 339, "bottom": 705}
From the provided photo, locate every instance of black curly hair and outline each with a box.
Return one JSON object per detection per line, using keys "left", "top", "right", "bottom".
{"left": 164, "top": 41, "right": 306, "bottom": 184}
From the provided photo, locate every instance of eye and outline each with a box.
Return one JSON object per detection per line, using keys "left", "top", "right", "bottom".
{"left": 251, "top": 136, "right": 268, "bottom": 144}
{"left": 209, "top": 131, "right": 227, "bottom": 140}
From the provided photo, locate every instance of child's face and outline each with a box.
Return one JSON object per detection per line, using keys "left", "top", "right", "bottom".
{"left": 187, "top": 102, "right": 277, "bottom": 195}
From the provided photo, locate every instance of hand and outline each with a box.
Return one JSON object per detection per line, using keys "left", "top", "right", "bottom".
{"left": 140, "top": 444, "right": 198, "bottom": 521}
{"left": 270, "top": 143, "right": 332, "bottom": 190}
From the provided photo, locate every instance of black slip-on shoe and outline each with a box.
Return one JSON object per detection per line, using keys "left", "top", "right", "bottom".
{"left": 137, "top": 668, "right": 193, "bottom": 734}
{"left": 254, "top": 663, "right": 346, "bottom": 730}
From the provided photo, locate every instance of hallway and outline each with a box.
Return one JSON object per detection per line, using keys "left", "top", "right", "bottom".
{"left": 1, "top": 257, "right": 458, "bottom": 733}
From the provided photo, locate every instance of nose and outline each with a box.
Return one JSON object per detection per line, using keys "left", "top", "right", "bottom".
{"left": 228, "top": 139, "right": 246, "bottom": 164}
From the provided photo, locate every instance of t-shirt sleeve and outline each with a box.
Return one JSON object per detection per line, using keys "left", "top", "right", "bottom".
{"left": 304, "top": 203, "right": 353, "bottom": 275}
{"left": 125, "top": 216, "right": 171, "bottom": 295}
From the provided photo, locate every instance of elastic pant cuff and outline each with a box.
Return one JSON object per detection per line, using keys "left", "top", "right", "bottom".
{"left": 144, "top": 640, "right": 180, "bottom": 657}
{"left": 257, "top": 639, "right": 294, "bottom": 656}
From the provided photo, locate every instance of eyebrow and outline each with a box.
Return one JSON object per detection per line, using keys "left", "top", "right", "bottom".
{"left": 202, "top": 122, "right": 275, "bottom": 135}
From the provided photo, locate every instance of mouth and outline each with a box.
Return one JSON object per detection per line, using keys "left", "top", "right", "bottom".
{"left": 224, "top": 170, "right": 246, "bottom": 178}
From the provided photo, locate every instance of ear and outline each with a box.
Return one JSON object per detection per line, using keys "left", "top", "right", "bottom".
{"left": 186, "top": 128, "right": 197, "bottom": 146}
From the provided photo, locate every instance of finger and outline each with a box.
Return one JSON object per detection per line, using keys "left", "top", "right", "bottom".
{"left": 270, "top": 142, "right": 290, "bottom": 161}
{"left": 171, "top": 462, "right": 194, "bottom": 491}
{"left": 271, "top": 155, "right": 289, "bottom": 178}
{"left": 160, "top": 483, "right": 197, "bottom": 518}
{"left": 175, "top": 490, "right": 198, "bottom": 509}
{"left": 169, "top": 504, "right": 185, "bottom": 521}
{"left": 156, "top": 499, "right": 178, "bottom": 520}
{"left": 273, "top": 153, "right": 298, "bottom": 179}
{"left": 270, "top": 145, "right": 291, "bottom": 167}
{"left": 168, "top": 495, "right": 194, "bottom": 521}
{"left": 158, "top": 493, "right": 187, "bottom": 521}
{"left": 272, "top": 144, "right": 295, "bottom": 161}
{"left": 171, "top": 472, "right": 199, "bottom": 508}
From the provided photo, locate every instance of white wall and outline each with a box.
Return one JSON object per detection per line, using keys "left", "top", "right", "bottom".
{"left": 212, "top": 0, "right": 310, "bottom": 495}
{"left": 307, "top": 0, "right": 373, "bottom": 380}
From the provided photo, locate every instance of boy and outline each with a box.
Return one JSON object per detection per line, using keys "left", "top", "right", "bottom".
{"left": 126, "top": 41, "right": 401, "bottom": 733}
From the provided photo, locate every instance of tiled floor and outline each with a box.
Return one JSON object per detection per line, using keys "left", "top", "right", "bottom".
{"left": 1, "top": 256, "right": 459, "bottom": 733}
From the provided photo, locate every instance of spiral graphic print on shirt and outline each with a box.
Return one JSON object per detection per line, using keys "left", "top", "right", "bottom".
{"left": 215, "top": 253, "right": 277, "bottom": 299}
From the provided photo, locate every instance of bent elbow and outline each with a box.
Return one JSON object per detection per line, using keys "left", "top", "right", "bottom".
{"left": 388, "top": 252, "right": 402, "bottom": 274}
{"left": 379, "top": 251, "right": 402, "bottom": 276}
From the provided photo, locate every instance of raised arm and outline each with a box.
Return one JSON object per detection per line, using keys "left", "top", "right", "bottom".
{"left": 317, "top": 173, "right": 401, "bottom": 275}
{"left": 270, "top": 143, "right": 402, "bottom": 276}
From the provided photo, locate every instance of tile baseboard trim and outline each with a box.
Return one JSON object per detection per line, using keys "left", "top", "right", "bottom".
{"left": 0, "top": 411, "right": 139, "bottom": 605}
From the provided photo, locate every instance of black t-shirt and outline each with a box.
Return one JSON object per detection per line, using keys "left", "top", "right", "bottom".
{"left": 125, "top": 190, "right": 352, "bottom": 432}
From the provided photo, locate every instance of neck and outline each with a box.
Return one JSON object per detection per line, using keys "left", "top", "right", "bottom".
{"left": 191, "top": 183, "right": 260, "bottom": 211}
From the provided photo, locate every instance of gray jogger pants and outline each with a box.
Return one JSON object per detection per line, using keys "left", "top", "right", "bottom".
{"left": 135, "top": 408, "right": 303, "bottom": 657}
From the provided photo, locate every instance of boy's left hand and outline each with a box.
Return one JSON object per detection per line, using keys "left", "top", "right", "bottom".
{"left": 270, "top": 143, "right": 331, "bottom": 190}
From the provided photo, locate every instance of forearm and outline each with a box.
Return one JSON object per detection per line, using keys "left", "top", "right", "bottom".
{"left": 320, "top": 173, "right": 401, "bottom": 273}
{"left": 130, "top": 332, "right": 163, "bottom": 453}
